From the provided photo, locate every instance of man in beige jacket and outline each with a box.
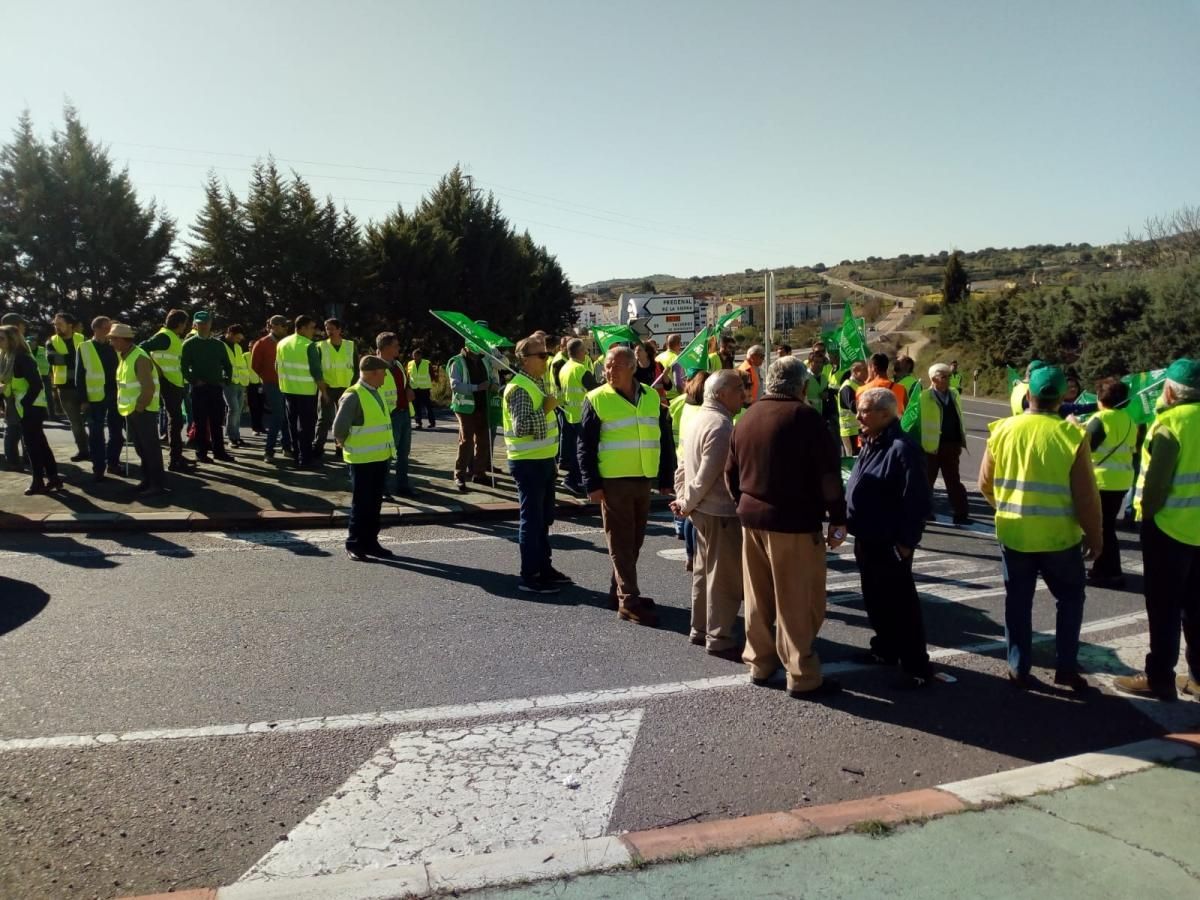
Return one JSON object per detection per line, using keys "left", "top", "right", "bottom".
{"left": 672, "top": 369, "right": 745, "bottom": 660}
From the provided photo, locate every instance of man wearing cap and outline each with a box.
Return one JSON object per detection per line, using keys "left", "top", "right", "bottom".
{"left": 180, "top": 311, "right": 233, "bottom": 464}
{"left": 275, "top": 315, "right": 328, "bottom": 470}
{"left": 46, "top": 311, "right": 89, "bottom": 461}
{"left": 141, "top": 309, "right": 192, "bottom": 471}
{"left": 110, "top": 323, "right": 167, "bottom": 496}
{"left": 1114, "top": 359, "right": 1200, "bottom": 702}
{"left": 314, "top": 318, "right": 356, "bottom": 458}
{"left": 504, "top": 335, "right": 571, "bottom": 593}
{"left": 75, "top": 316, "right": 123, "bottom": 481}
{"left": 333, "top": 356, "right": 396, "bottom": 562}
{"left": 920, "top": 363, "right": 971, "bottom": 524}
{"left": 251, "top": 315, "right": 292, "bottom": 461}
{"left": 979, "top": 365, "right": 1102, "bottom": 691}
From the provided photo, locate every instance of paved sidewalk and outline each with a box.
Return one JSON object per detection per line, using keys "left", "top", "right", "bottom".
{"left": 0, "top": 419, "right": 601, "bottom": 532}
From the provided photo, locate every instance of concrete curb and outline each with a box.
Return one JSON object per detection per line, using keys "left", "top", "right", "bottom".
{"left": 0, "top": 495, "right": 670, "bottom": 534}
{"left": 123, "top": 733, "right": 1198, "bottom": 900}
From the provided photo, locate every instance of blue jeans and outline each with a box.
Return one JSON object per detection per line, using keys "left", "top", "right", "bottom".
{"left": 684, "top": 517, "right": 696, "bottom": 560}
{"left": 86, "top": 396, "right": 124, "bottom": 475}
{"left": 391, "top": 410, "right": 412, "bottom": 493}
{"left": 510, "top": 457, "right": 557, "bottom": 580}
{"left": 1000, "top": 543, "right": 1086, "bottom": 676}
{"left": 264, "top": 383, "right": 291, "bottom": 453}
{"left": 560, "top": 420, "right": 582, "bottom": 489}
{"left": 224, "top": 384, "right": 245, "bottom": 443}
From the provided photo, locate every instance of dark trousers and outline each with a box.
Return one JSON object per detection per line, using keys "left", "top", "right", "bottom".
{"left": 263, "top": 384, "right": 291, "bottom": 453}
{"left": 510, "top": 458, "right": 557, "bottom": 580}
{"left": 1000, "top": 543, "right": 1086, "bottom": 676}
{"left": 3, "top": 400, "right": 25, "bottom": 467}
{"left": 926, "top": 441, "right": 969, "bottom": 520}
{"left": 127, "top": 410, "right": 165, "bottom": 488}
{"left": 191, "top": 383, "right": 226, "bottom": 457}
{"left": 854, "top": 538, "right": 931, "bottom": 676}
{"left": 87, "top": 396, "right": 124, "bottom": 475}
{"left": 247, "top": 383, "right": 265, "bottom": 432}
{"left": 454, "top": 408, "right": 490, "bottom": 479}
{"left": 284, "top": 393, "right": 318, "bottom": 466}
{"left": 21, "top": 407, "right": 58, "bottom": 487}
{"left": 1141, "top": 518, "right": 1200, "bottom": 686}
{"left": 160, "top": 380, "right": 186, "bottom": 461}
{"left": 314, "top": 386, "right": 347, "bottom": 453}
{"left": 560, "top": 421, "right": 582, "bottom": 489}
{"left": 412, "top": 388, "right": 435, "bottom": 427}
{"left": 347, "top": 460, "right": 388, "bottom": 551}
{"left": 56, "top": 386, "right": 89, "bottom": 455}
{"left": 1092, "top": 490, "right": 1127, "bottom": 577}
{"left": 391, "top": 410, "right": 412, "bottom": 493}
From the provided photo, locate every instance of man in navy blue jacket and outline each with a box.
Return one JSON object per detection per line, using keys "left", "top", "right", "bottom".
{"left": 846, "top": 387, "right": 934, "bottom": 687}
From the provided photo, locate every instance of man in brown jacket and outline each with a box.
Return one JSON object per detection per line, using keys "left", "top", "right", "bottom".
{"left": 726, "top": 356, "right": 848, "bottom": 698}
{"left": 672, "top": 369, "right": 745, "bottom": 660}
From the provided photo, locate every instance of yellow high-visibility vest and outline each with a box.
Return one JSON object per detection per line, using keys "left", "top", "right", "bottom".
{"left": 502, "top": 373, "right": 559, "bottom": 461}
{"left": 341, "top": 383, "right": 395, "bottom": 464}
{"left": 1091, "top": 407, "right": 1136, "bottom": 492}
{"left": 117, "top": 346, "right": 160, "bottom": 416}
{"left": 318, "top": 339, "right": 355, "bottom": 389}
{"left": 149, "top": 328, "right": 185, "bottom": 388}
{"left": 277, "top": 334, "right": 317, "bottom": 396}
{"left": 1134, "top": 402, "right": 1200, "bottom": 546}
{"left": 50, "top": 332, "right": 84, "bottom": 386}
{"left": 588, "top": 383, "right": 661, "bottom": 480}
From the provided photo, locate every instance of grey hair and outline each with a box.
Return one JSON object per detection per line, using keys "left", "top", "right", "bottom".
{"left": 928, "top": 363, "right": 951, "bottom": 379}
{"left": 1165, "top": 378, "right": 1200, "bottom": 403}
{"left": 857, "top": 387, "right": 898, "bottom": 417}
{"left": 606, "top": 345, "right": 635, "bottom": 368}
{"left": 746, "top": 344, "right": 765, "bottom": 359}
{"left": 764, "top": 355, "right": 810, "bottom": 398}
{"left": 704, "top": 368, "right": 743, "bottom": 400}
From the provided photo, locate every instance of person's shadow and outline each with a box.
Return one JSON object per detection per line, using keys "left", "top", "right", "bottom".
{"left": 0, "top": 576, "right": 50, "bottom": 635}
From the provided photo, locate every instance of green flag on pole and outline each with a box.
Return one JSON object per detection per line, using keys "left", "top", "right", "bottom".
{"left": 429, "top": 310, "right": 513, "bottom": 355}
{"left": 674, "top": 326, "right": 716, "bottom": 375}
{"left": 1005, "top": 366, "right": 1022, "bottom": 392}
{"left": 714, "top": 308, "right": 745, "bottom": 333}
{"left": 590, "top": 324, "right": 638, "bottom": 353}
{"left": 837, "top": 303, "right": 868, "bottom": 365}
{"left": 1121, "top": 368, "right": 1167, "bottom": 425}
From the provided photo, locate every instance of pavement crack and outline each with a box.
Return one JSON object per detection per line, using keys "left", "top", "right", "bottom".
{"left": 1034, "top": 806, "right": 1199, "bottom": 880}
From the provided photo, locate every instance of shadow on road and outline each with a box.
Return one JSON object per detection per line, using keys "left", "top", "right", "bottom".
{"left": 0, "top": 576, "right": 50, "bottom": 635}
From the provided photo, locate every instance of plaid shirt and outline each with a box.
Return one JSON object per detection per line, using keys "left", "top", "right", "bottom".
{"left": 505, "top": 373, "right": 553, "bottom": 440}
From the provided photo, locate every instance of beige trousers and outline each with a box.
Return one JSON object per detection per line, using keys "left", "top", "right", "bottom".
{"left": 690, "top": 511, "right": 744, "bottom": 650}
{"left": 741, "top": 526, "right": 827, "bottom": 691}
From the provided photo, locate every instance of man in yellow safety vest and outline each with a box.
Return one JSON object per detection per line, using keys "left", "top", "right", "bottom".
{"left": 1114, "top": 358, "right": 1200, "bottom": 701}
{"left": 979, "top": 365, "right": 1102, "bottom": 691}
{"left": 140, "top": 309, "right": 192, "bottom": 471}
{"left": 75, "top": 315, "right": 123, "bottom": 481}
{"left": 1084, "top": 378, "right": 1137, "bottom": 588}
{"left": 46, "top": 311, "right": 89, "bottom": 460}
{"left": 407, "top": 346, "right": 436, "bottom": 429}
{"left": 314, "top": 318, "right": 356, "bottom": 457}
{"left": 920, "top": 363, "right": 971, "bottom": 524}
{"left": 275, "top": 315, "right": 328, "bottom": 469}
{"left": 557, "top": 338, "right": 596, "bottom": 497}
{"left": 222, "top": 324, "right": 251, "bottom": 448}
{"left": 334, "top": 355, "right": 397, "bottom": 562}
{"left": 110, "top": 323, "right": 166, "bottom": 496}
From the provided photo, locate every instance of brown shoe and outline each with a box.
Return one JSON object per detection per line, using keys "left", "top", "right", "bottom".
{"left": 1113, "top": 672, "right": 1176, "bottom": 702}
{"left": 618, "top": 597, "right": 658, "bottom": 627}
{"left": 1177, "top": 674, "right": 1200, "bottom": 699}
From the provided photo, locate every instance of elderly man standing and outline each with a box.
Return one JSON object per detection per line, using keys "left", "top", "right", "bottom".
{"left": 1114, "top": 359, "right": 1200, "bottom": 701}
{"left": 334, "top": 356, "right": 396, "bottom": 562}
{"left": 727, "top": 356, "right": 848, "bottom": 698}
{"left": 504, "top": 335, "right": 572, "bottom": 594}
{"left": 920, "top": 363, "right": 971, "bottom": 524}
{"left": 110, "top": 323, "right": 166, "bottom": 497}
{"left": 979, "top": 365, "right": 1102, "bottom": 691}
{"left": 672, "top": 369, "right": 744, "bottom": 660}
{"left": 737, "top": 345, "right": 765, "bottom": 406}
{"left": 847, "top": 388, "right": 933, "bottom": 686}
{"left": 579, "top": 346, "right": 676, "bottom": 626}
{"left": 447, "top": 341, "right": 494, "bottom": 490}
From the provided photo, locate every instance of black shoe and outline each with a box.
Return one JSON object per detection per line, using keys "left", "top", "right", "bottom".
{"left": 952, "top": 515, "right": 973, "bottom": 526}
{"left": 689, "top": 635, "right": 706, "bottom": 647}
{"left": 789, "top": 678, "right": 842, "bottom": 699}
{"left": 707, "top": 646, "right": 744, "bottom": 663}
{"left": 518, "top": 578, "right": 559, "bottom": 595}
{"left": 46, "top": 478, "right": 66, "bottom": 492}
{"left": 471, "top": 475, "right": 491, "bottom": 485}
{"left": 23, "top": 484, "right": 47, "bottom": 496}
{"left": 92, "top": 472, "right": 107, "bottom": 483}
{"left": 213, "top": 452, "right": 235, "bottom": 462}
{"left": 70, "top": 452, "right": 89, "bottom": 462}
{"left": 381, "top": 493, "right": 398, "bottom": 503}
{"left": 561, "top": 481, "right": 585, "bottom": 497}
{"left": 142, "top": 486, "right": 170, "bottom": 498}
{"left": 195, "top": 454, "right": 213, "bottom": 464}
{"left": 345, "top": 547, "right": 370, "bottom": 562}
{"left": 1054, "top": 670, "right": 1092, "bottom": 692}
{"left": 1087, "top": 571, "right": 1126, "bottom": 590}
{"left": 168, "top": 459, "right": 190, "bottom": 473}
{"left": 852, "top": 650, "right": 897, "bottom": 667}
{"left": 264, "top": 450, "right": 276, "bottom": 461}
{"left": 413, "top": 424, "right": 423, "bottom": 430}
{"left": 540, "top": 567, "right": 573, "bottom": 585}
{"left": 1008, "top": 671, "right": 1037, "bottom": 691}
{"left": 366, "top": 545, "right": 397, "bottom": 560}
{"left": 454, "top": 478, "right": 468, "bottom": 492}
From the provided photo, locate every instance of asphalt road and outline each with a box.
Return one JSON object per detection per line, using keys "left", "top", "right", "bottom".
{"left": 1, "top": 397, "right": 1195, "bottom": 899}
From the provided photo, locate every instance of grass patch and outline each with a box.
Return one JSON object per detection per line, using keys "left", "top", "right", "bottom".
{"left": 851, "top": 819, "right": 894, "bottom": 838}
{"left": 915, "top": 314, "right": 942, "bottom": 330}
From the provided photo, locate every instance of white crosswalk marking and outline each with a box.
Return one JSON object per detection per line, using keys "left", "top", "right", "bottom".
{"left": 240, "top": 710, "right": 644, "bottom": 882}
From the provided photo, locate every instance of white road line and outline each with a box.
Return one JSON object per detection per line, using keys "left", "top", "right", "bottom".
{"left": 239, "top": 710, "right": 644, "bottom": 883}
{"left": 962, "top": 410, "right": 1001, "bottom": 419}
{"left": 0, "top": 611, "right": 1149, "bottom": 754}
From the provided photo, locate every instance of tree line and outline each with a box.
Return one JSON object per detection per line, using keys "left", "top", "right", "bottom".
{"left": 0, "top": 107, "right": 575, "bottom": 358}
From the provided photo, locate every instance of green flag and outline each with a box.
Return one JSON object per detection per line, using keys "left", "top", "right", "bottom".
{"left": 837, "top": 304, "right": 868, "bottom": 365}
{"left": 1005, "top": 366, "right": 1022, "bottom": 392}
{"left": 714, "top": 308, "right": 745, "bottom": 332}
{"left": 591, "top": 324, "right": 638, "bottom": 353}
{"left": 900, "top": 396, "right": 920, "bottom": 435}
{"left": 674, "top": 326, "right": 715, "bottom": 375}
{"left": 429, "top": 310, "right": 513, "bottom": 355}
{"left": 1121, "top": 368, "right": 1167, "bottom": 425}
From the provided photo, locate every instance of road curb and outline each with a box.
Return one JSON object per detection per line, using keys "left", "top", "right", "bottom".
{"left": 120, "top": 735, "right": 1197, "bottom": 899}
{"left": 0, "top": 494, "right": 659, "bottom": 534}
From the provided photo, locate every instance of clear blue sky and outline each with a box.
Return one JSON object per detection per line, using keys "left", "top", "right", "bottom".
{"left": 4, "top": 0, "right": 1198, "bottom": 285}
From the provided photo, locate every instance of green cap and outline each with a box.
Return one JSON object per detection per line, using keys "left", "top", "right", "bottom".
{"left": 1026, "top": 359, "right": 1047, "bottom": 377}
{"left": 193, "top": 310, "right": 211, "bottom": 322}
{"left": 1165, "top": 358, "right": 1200, "bottom": 390}
{"left": 1029, "top": 365, "right": 1067, "bottom": 400}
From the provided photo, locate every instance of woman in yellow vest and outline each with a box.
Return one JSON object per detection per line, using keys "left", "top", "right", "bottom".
{"left": 1084, "top": 378, "right": 1137, "bottom": 588}
{"left": 333, "top": 356, "right": 396, "bottom": 562}
{"left": 47, "top": 311, "right": 89, "bottom": 459}
{"left": 1, "top": 324, "right": 63, "bottom": 495}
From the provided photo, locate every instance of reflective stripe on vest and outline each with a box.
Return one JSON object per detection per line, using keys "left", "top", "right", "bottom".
{"left": 341, "top": 383, "right": 395, "bottom": 464}
{"left": 117, "top": 346, "right": 160, "bottom": 416}
{"left": 50, "top": 332, "right": 84, "bottom": 385}
{"left": 319, "top": 339, "right": 355, "bottom": 389}
{"left": 559, "top": 359, "right": 588, "bottom": 425}
{"left": 502, "top": 373, "right": 559, "bottom": 461}
{"left": 588, "top": 383, "right": 661, "bottom": 479}
{"left": 448, "top": 355, "right": 476, "bottom": 413}
{"left": 1134, "top": 402, "right": 1200, "bottom": 546}
{"left": 149, "top": 327, "right": 184, "bottom": 387}
{"left": 277, "top": 334, "right": 317, "bottom": 395}
{"left": 407, "top": 359, "right": 432, "bottom": 389}
{"left": 1091, "top": 407, "right": 1136, "bottom": 492}
{"left": 918, "top": 388, "right": 964, "bottom": 454}
{"left": 79, "top": 339, "right": 107, "bottom": 402}
{"left": 987, "top": 413, "right": 1083, "bottom": 552}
